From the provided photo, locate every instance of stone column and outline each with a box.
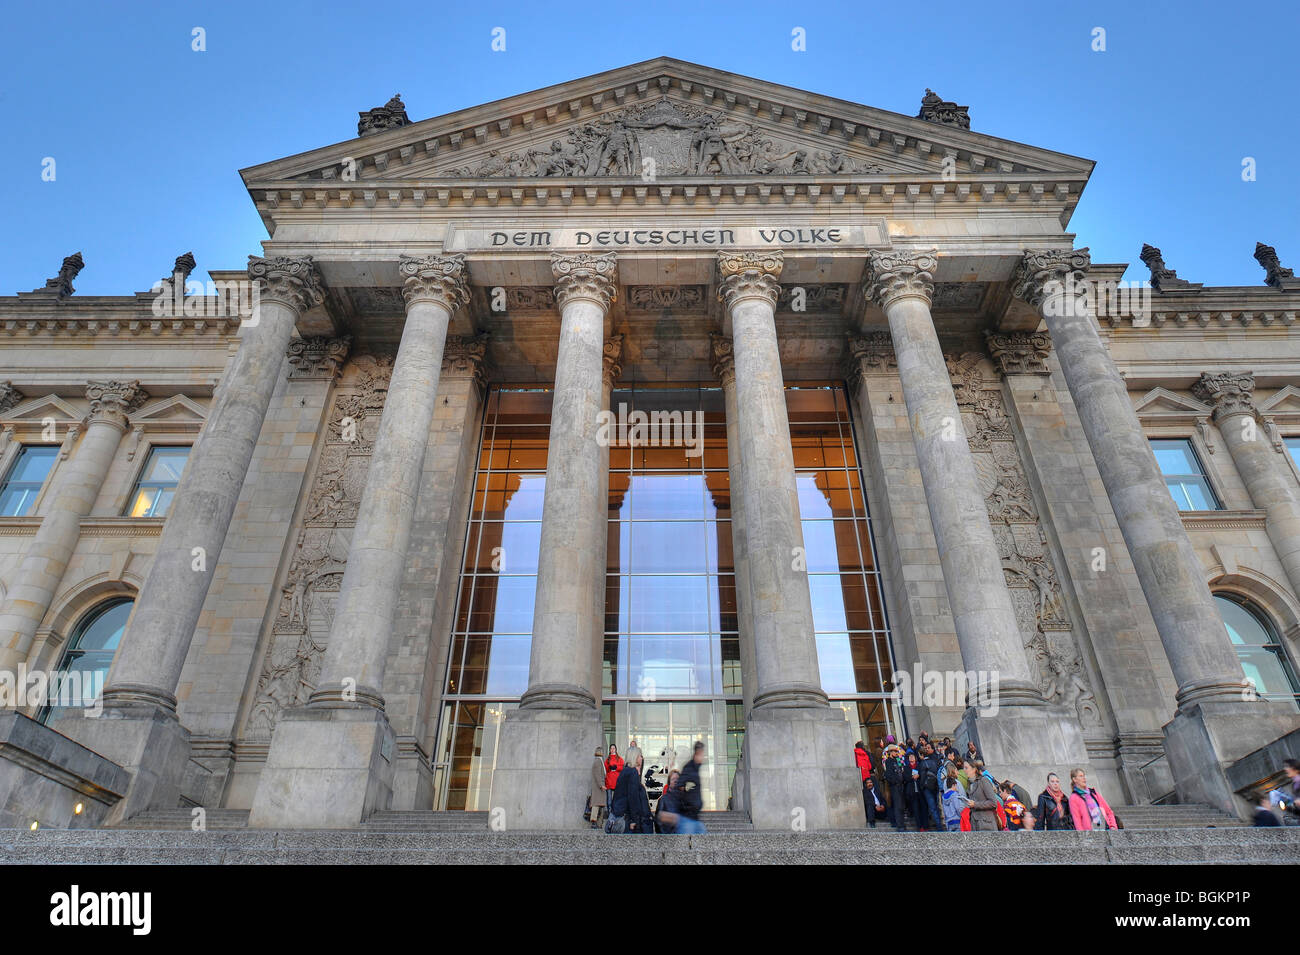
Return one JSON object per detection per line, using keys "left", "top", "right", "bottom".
{"left": 490, "top": 252, "right": 617, "bottom": 831}
{"left": 591, "top": 335, "right": 622, "bottom": 700}
{"left": 865, "top": 250, "right": 1088, "bottom": 786}
{"left": 710, "top": 334, "right": 756, "bottom": 814}
{"left": 1012, "top": 248, "right": 1298, "bottom": 814}
{"left": 250, "top": 255, "right": 470, "bottom": 829}
{"left": 718, "top": 250, "right": 860, "bottom": 830}
{"left": 1193, "top": 372, "right": 1300, "bottom": 600}
{"left": 866, "top": 251, "right": 1040, "bottom": 704}
{"left": 53, "top": 256, "right": 324, "bottom": 823}
{"left": 0, "top": 381, "right": 145, "bottom": 675}
{"left": 709, "top": 334, "right": 756, "bottom": 719}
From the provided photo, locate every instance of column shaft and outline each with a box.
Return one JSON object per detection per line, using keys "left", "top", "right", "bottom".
{"left": 102, "top": 257, "right": 323, "bottom": 711}
{"left": 1194, "top": 373, "right": 1300, "bottom": 601}
{"left": 0, "top": 381, "right": 144, "bottom": 672}
{"left": 522, "top": 262, "right": 614, "bottom": 707}
{"left": 1013, "top": 250, "right": 1246, "bottom": 709}
{"left": 312, "top": 257, "right": 467, "bottom": 706}
{"left": 721, "top": 255, "right": 824, "bottom": 709}
{"left": 866, "top": 251, "right": 1039, "bottom": 705}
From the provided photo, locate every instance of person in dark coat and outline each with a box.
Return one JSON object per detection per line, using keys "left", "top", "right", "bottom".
{"left": 611, "top": 762, "right": 652, "bottom": 833}
{"left": 902, "top": 752, "right": 928, "bottom": 831}
{"left": 1252, "top": 794, "right": 1282, "bottom": 827}
{"left": 883, "top": 744, "right": 907, "bottom": 829}
{"left": 1034, "top": 773, "right": 1074, "bottom": 830}
{"left": 675, "top": 741, "right": 708, "bottom": 835}
{"left": 862, "top": 776, "right": 886, "bottom": 827}
{"left": 918, "top": 744, "right": 944, "bottom": 831}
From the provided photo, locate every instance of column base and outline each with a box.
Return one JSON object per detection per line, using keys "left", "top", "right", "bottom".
{"left": 52, "top": 702, "right": 191, "bottom": 826}
{"left": 1162, "top": 701, "right": 1300, "bottom": 818}
{"left": 744, "top": 704, "right": 861, "bottom": 830}
{"left": 956, "top": 702, "right": 1091, "bottom": 792}
{"left": 488, "top": 704, "right": 602, "bottom": 831}
{"left": 248, "top": 704, "right": 396, "bottom": 829}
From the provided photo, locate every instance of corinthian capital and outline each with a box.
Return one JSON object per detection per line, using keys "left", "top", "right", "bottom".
{"left": 1192, "top": 372, "right": 1257, "bottom": 420}
{"left": 716, "top": 249, "right": 783, "bottom": 311}
{"left": 846, "top": 332, "right": 897, "bottom": 378}
{"left": 400, "top": 254, "right": 471, "bottom": 312}
{"left": 248, "top": 255, "right": 327, "bottom": 313}
{"left": 287, "top": 336, "right": 352, "bottom": 379}
{"left": 0, "top": 382, "right": 24, "bottom": 415}
{"left": 603, "top": 334, "right": 624, "bottom": 389}
{"left": 551, "top": 252, "right": 619, "bottom": 311}
{"left": 985, "top": 331, "right": 1053, "bottom": 376}
{"left": 708, "top": 333, "right": 736, "bottom": 386}
{"left": 85, "top": 380, "right": 147, "bottom": 428}
{"left": 864, "top": 249, "right": 938, "bottom": 309}
{"left": 1010, "top": 248, "right": 1091, "bottom": 310}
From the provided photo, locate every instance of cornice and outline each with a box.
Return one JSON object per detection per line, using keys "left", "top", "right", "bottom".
{"left": 1180, "top": 509, "right": 1268, "bottom": 532}
{"left": 0, "top": 517, "right": 164, "bottom": 537}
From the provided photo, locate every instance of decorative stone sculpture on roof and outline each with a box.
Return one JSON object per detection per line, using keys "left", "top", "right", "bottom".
{"left": 165, "top": 251, "right": 196, "bottom": 285}
{"left": 358, "top": 94, "right": 410, "bottom": 137}
{"left": 28, "top": 252, "right": 85, "bottom": 298}
{"left": 1254, "top": 242, "right": 1299, "bottom": 290}
{"left": 442, "top": 97, "right": 884, "bottom": 178}
{"left": 917, "top": 89, "right": 970, "bottom": 130}
{"left": 1139, "top": 243, "right": 1201, "bottom": 292}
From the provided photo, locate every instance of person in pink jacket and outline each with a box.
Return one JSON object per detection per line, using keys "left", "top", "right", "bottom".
{"left": 1067, "top": 768, "right": 1118, "bottom": 830}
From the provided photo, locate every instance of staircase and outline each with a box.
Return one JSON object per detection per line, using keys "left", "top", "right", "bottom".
{"left": 5, "top": 825, "right": 1297, "bottom": 864}
{"left": 362, "top": 810, "right": 754, "bottom": 832}
{"left": 1110, "top": 804, "right": 1245, "bottom": 829}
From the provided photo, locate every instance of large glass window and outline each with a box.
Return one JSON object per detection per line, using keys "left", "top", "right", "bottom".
{"left": 1215, "top": 594, "right": 1300, "bottom": 710}
{"left": 1286, "top": 437, "right": 1300, "bottom": 473}
{"left": 126, "top": 446, "right": 189, "bottom": 517}
{"left": 1151, "top": 438, "right": 1220, "bottom": 511}
{"left": 433, "top": 383, "right": 901, "bottom": 811}
{"left": 38, "top": 598, "right": 132, "bottom": 724}
{"left": 0, "top": 445, "right": 58, "bottom": 516}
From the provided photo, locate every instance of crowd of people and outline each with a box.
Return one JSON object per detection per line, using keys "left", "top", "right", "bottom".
{"left": 588, "top": 731, "right": 1300, "bottom": 833}
{"left": 590, "top": 739, "right": 707, "bottom": 835}
{"left": 854, "top": 733, "right": 1120, "bottom": 831}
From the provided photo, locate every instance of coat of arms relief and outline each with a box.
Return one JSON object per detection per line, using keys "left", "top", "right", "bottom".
{"left": 947, "top": 352, "right": 1102, "bottom": 729}
{"left": 246, "top": 354, "right": 394, "bottom": 738}
{"left": 443, "top": 97, "right": 884, "bottom": 178}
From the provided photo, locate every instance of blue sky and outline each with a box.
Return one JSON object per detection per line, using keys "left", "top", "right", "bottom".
{"left": 1, "top": 0, "right": 1295, "bottom": 294}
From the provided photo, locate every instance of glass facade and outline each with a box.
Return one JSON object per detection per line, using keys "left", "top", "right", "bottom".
{"left": 433, "top": 383, "right": 900, "bottom": 811}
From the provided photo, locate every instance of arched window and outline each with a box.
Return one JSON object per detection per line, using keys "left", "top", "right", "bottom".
{"left": 1214, "top": 594, "right": 1300, "bottom": 710}
{"left": 38, "top": 598, "right": 133, "bottom": 725}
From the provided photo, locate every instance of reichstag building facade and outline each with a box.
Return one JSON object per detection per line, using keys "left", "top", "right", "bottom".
{"left": 2, "top": 59, "right": 1298, "bottom": 830}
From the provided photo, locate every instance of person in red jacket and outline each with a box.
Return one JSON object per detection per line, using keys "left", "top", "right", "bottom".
{"left": 604, "top": 745, "right": 624, "bottom": 804}
{"left": 854, "top": 740, "right": 875, "bottom": 826}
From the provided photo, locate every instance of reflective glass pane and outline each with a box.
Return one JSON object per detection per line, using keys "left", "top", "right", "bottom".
{"left": 10, "top": 446, "right": 57, "bottom": 482}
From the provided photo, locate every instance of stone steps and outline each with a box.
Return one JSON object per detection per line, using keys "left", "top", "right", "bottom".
{"left": 112, "top": 809, "right": 251, "bottom": 830}
{"left": 4, "top": 827, "right": 1297, "bottom": 864}
{"left": 362, "top": 810, "right": 755, "bottom": 832}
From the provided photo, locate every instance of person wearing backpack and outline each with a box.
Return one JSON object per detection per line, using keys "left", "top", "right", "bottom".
{"left": 919, "top": 743, "right": 944, "bottom": 831}
{"left": 941, "top": 774, "right": 969, "bottom": 831}
{"left": 967, "top": 759, "right": 1001, "bottom": 831}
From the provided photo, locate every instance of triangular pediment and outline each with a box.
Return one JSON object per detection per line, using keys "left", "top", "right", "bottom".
{"left": 241, "top": 57, "right": 1094, "bottom": 192}
{"left": 1134, "top": 387, "right": 1211, "bottom": 418}
{"left": 2, "top": 395, "right": 80, "bottom": 423}
{"left": 132, "top": 395, "right": 207, "bottom": 425}
{"left": 1259, "top": 385, "right": 1300, "bottom": 416}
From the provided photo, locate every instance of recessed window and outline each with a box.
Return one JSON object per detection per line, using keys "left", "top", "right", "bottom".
{"left": 0, "top": 445, "right": 58, "bottom": 516}
{"left": 39, "top": 598, "right": 133, "bottom": 725}
{"left": 1151, "top": 438, "right": 1221, "bottom": 511}
{"left": 1215, "top": 594, "right": 1300, "bottom": 710}
{"left": 1286, "top": 437, "right": 1300, "bottom": 473}
{"left": 126, "top": 446, "right": 190, "bottom": 517}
